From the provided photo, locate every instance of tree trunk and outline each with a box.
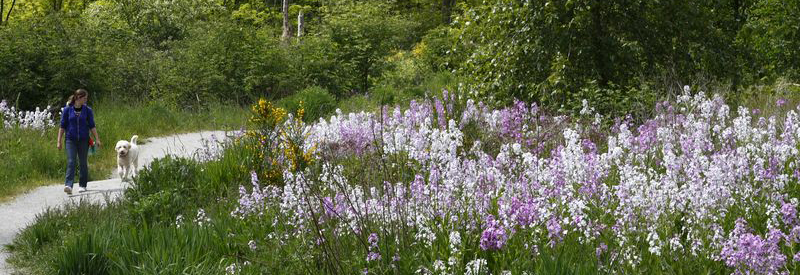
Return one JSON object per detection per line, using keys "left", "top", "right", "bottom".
{"left": 442, "top": 0, "right": 454, "bottom": 24}
{"left": 296, "top": 9, "right": 304, "bottom": 37}
{"left": 281, "top": 0, "right": 291, "bottom": 42}
{"left": 590, "top": 4, "right": 611, "bottom": 87}
{"left": 5, "top": 0, "right": 15, "bottom": 23}
{"left": 731, "top": 0, "right": 744, "bottom": 92}
{"left": 2, "top": 0, "right": 5, "bottom": 25}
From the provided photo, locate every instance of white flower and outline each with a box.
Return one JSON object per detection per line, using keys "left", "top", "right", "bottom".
{"left": 225, "top": 263, "right": 239, "bottom": 274}
{"left": 465, "top": 259, "right": 487, "bottom": 275}
{"left": 449, "top": 231, "right": 462, "bottom": 253}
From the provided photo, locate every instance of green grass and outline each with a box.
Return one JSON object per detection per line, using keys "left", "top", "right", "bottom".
{"left": 5, "top": 152, "right": 255, "bottom": 274}
{"left": 0, "top": 99, "right": 249, "bottom": 202}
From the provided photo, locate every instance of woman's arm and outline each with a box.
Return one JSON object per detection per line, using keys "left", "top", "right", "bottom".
{"left": 57, "top": 128, "right": 65, "bottom": 150}
{"left": 87, "top": 108, "right": 100, "bottom": 147}
{"left": 90, "top": 128, "right": 101, "bottom": 148}
{"left": 58, "top": 106, "right": 68, "bottom": 150}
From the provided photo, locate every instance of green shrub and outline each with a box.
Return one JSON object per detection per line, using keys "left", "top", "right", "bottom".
{"left": 125, "top": 156, "right": 203, "bottom": 224}
{"left": 277, "top": 86, "right": 336, "bottom": 122}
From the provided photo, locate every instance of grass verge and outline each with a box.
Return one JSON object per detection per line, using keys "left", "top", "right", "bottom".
{"left": 0, "top": 99, "right": 248, "bottom": 203}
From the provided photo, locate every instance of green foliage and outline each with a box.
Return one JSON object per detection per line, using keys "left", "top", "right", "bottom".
{"left": 449, "top": 0, "right": 783, "bottom": 114}
{"left": 113, "top": 0, "right": 224, "bottom": 48}
{"left": 320, "top": 0, "right": 418, "bottom": 94}
{"left": 55, "top": 232, "right": 113, "bottom": 274}
{"left": 156, "top": 20, "right": 267, "bottom": 107}
{"left": 0, "top": 15, "right": 96, "bottom": 109}
{"left": 335, "top": 94, "right": 376, "bottom": 114}
{"left": 287, "top": 35, "right": 353, "bottom": 96}
{"left": 0, "top": 128, "right": 66, "bottom": 198}
{"left": 742, "top": 0, "right": 800, "bottom": 80}
{"left": 125, "top": 156, "right": 203, "bottom": 224}
{"left": 277, "top": 85, "right": 335, "bottom": 122}
{"left": 417, "top": 25, "right": 461, "bottom": 72}
{"left": 10, "top": 200, "right": 241, "bottom": 274}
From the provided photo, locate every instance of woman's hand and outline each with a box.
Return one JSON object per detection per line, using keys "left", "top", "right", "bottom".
{"left": 95, "top": 139, "right": 102, "bottom": 148}
{"left": 57, "top": 140, "right": 62, "bottom": 150}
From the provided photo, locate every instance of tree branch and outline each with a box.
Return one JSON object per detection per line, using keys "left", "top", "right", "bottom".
{"left": 5, "top": 0, "right": 16, "bottom": 23}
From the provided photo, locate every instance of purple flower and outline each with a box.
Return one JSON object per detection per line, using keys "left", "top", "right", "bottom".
{"left": 480, "top": 215, "right": 508, "bottom": 251}
{"left": 366, "top": 252, "right": 381, "bottom": 262}
{"left": 248, "top": 240, "right": 257, "bottom": 251}
{"left": 596, "top": 242, "right": 608, "bottom": 259}
{"left": 777, "top": 98, "right": 787, "bottom": 107}
{"left": 435, "top": 98, "right": 446, "bottom": 129}
{"left": 322, "top": 196, "right": 337, "bottom": 218}
{"left": 720, "top": 219, "right": 787, "bottom": 275}
{"left": 368, "top": 233, "right": 379, "bottom": 249}
{"left": 782, "top": 201, "right": 797, "bottom": 226}
{"left": 547, "top": 216, "right": 563, "bottom": 247}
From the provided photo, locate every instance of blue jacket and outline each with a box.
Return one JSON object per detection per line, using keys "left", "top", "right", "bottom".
{"left": 60, "top": 105, "right": 95, "bottom": 141}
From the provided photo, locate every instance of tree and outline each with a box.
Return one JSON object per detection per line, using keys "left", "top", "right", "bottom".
{"left": 742, "top": 0, "right": 800, "bottom": 80}
{"left": 441, "top": 0, "right": 454, "bottom": 24}
{"left": 281, "top": 0, "right": 290, "bottom": 41}
{"left": 321, "top": 1, "right": 416, "bottom": 95}
{"left": 452, "top": 0, "right": 746, "bottom": 114}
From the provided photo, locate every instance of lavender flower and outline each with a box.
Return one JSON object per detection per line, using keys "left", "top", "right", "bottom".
{"left": 720, "top": 219, "right": 787, "bottom": 275}
{"left": 782, "top": 201, "right": 797, "bottom": 226}
{"left": 547, "top": 216, "right": 563, "bottom": 247}
{"left": 368, "top": 233, "right": 379, "bottom": 249}
{"left": 367, "top": 252, "right": 381, "bottom": 262}
{"left": 480, "top": 215, "right": 507, "bottom": 251}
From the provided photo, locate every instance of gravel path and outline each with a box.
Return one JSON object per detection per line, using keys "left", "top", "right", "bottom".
{"left": 0, "top": 131, "right": 230, "bottom": 274}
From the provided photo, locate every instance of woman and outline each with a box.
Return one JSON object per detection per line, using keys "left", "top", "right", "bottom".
{"left": 56, "top": 89, "right": 102, "bottom": 195}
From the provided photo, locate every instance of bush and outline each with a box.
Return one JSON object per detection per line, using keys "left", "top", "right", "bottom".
{"left": 125, "top": 156, "right": 204, "bottom": 224}
{"left": 0, "top": 16, "right": 97, "bottom": 109}
{"left": 277, "top": 86, "right": 336, "bottom": 122}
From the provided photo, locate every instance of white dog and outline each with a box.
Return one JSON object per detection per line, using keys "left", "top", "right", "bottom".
{"left": 115, "top": 135, "right": 139, "bottom": 180}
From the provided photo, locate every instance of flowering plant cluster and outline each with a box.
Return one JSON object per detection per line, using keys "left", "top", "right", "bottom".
{"left": 0, "top": 100, "right": 55, "bottom": 131}
{"left": 237, "top": 99, "right": 316, "bottom": 186}
{"left": 231, "top": 88, "right": 800, "bottom": 273}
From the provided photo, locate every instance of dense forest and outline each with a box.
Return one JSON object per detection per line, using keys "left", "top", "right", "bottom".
{"left": 1, "top": 0, "right": 798, "bottom": 115}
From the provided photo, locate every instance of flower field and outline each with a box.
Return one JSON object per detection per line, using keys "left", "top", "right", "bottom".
{"left": 9, "top": 88, "right": 800, "bottom": 274}
{"left": 222, "top": 87, "right": 800, "bottom": 274}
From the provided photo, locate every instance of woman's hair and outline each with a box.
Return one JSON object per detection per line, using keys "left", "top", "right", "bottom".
{"left": 67, "top": 89, "right": 89, "bottom": 106}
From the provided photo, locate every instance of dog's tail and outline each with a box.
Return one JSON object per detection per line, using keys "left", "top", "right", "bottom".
{"left": 131, "top": 135, "right": 139, "bottom": 145}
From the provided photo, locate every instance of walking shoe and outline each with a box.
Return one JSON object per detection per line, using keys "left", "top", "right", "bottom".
{"left": 64, "top": 186, "right": 72, "bottom": 195}
{"left": 78, "top": 187, "right": 87, "bottom": 193}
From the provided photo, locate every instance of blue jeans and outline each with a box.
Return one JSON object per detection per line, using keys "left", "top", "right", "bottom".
{"left": 65, "top": 138, "right": 89, "bottom": 188}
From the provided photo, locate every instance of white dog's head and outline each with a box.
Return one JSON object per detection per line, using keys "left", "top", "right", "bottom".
{"left": 115, "top": 140, "right": 132, "bottom": 157}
